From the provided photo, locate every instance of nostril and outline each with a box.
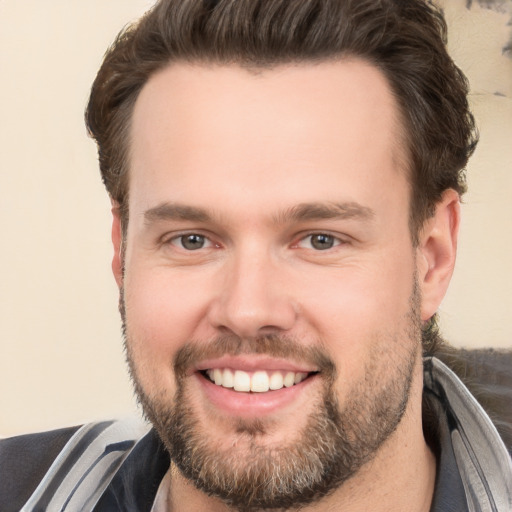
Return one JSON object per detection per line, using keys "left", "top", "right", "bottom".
{"left": 207, "top": 301, "right": 298, "bottom": 339}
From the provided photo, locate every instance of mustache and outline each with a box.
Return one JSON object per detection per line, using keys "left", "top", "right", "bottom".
{"left": 173, "top": 334, "right": 336, "bottom": 380}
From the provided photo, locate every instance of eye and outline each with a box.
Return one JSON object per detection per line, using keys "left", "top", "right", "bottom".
{"left": 297, "top": 233, "right": 341, "bottom": 250}
{"left": 170, "top": 234, "right": 213, "bottom": 251}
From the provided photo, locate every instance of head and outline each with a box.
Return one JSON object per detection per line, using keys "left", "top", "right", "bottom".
{"left": 86, "top": 0, "right": 476, "bottom": 509}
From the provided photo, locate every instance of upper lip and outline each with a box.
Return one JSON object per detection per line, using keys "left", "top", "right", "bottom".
{"left": 190, "top": 355, "right": 318, "bottom": 376}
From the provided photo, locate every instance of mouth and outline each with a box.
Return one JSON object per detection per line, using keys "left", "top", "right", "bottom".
{"left": 191, "top": 355, "right": 321, "bottom": 417}
{"left": 200, "top": 368, "right": 316, "bottom": 393}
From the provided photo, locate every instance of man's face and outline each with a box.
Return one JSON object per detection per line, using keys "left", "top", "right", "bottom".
{"left": 119, "top": 60, "right": 425, "bottom": 508}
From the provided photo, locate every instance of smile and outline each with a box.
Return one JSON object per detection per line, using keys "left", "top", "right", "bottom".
{"left": 204, "top": 368, "right": 311, "bottom": 392}
{"left": 194, "top": 360, "right": 320, "bottom": 417}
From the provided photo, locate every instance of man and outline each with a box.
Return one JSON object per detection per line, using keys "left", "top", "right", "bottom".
{"left": 1, "top": 0, "right": 511, "bottom": 511}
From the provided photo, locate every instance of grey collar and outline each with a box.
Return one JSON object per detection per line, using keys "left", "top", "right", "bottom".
{"left": 424, "top": 357, "right": 512, "bottom": 512}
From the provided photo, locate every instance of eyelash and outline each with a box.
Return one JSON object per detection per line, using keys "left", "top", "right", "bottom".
{"left": 164, "top": 232, "right": 345, "bottom": 252}
{"left": 166, "top": 233, "right": 216, "bottom": 251}
{"left": 295, "top": 233, "right": 344, "bottom": 250}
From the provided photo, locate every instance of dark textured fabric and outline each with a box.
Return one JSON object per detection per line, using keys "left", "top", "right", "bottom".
{"left": 423, "top": 389, "right": 468, "bottom": 511}
{"left": 0, "top": 425, "right": 80, "bottom": 512}
{"left": 434, "top": 347, "right": 512, "bottom": 455}
{"left": 27, "top": 421, "right": 115, "bottom": 511}
{"left": 424, "top": 355, "right": 512, "bottom": 511}
{"left": 93, "top": 429, "right": 170, "bottom": 512}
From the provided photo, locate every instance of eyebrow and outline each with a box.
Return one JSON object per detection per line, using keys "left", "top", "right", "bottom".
{"left": 143, "top": 201, "right": 375, "bottom": 226}
{"left": 273, "top": 202, "right": 375, "bottom": 224}
{"left": 144, "top": 203, "right": 211, "bottom": 224}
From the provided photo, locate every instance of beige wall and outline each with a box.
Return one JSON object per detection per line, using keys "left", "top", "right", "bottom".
{"left": 436, "top": 0, "right": 512, "bottom": 347}
{"left": 1, "top": 0, "right": 511, "bottom": 437}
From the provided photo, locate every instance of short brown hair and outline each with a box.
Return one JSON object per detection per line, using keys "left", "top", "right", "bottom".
{"left": 86, "top": 0, "right": 478, "bottom": 240}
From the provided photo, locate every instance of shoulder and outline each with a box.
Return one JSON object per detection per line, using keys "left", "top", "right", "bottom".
{"left": 0, "top": 425, "right": 81, "bottom": 512}
{"left": 0, "top": 418, "right": 153, "bottom": 512}
{"left": 433, "top": 346, "right": 512, "bottom": 453}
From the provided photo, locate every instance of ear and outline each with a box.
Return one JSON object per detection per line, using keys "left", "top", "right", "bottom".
{"left": 111, "top": 201, "right": 124, "bottom": 289}
{"left": 417, "top": 189, "right": 460, "bottom": 322}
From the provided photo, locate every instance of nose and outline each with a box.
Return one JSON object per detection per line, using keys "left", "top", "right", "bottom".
{"left": 207, "top": 247, "right": 297, "bottom": 338}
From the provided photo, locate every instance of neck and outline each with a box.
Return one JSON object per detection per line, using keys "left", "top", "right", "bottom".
{"left": 167, "top": 361, "right": 436, "bottom": 512}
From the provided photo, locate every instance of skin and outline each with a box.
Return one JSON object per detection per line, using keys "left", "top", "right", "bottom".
{"left": 111, "top": 59, "right": 460, "bottom": 511}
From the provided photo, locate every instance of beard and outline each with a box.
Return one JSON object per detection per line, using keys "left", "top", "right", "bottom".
{"left": 122, "top": 286, "right": 421, "bottom": 511}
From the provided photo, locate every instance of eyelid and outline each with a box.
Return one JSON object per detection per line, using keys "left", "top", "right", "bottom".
{"left": 293, "top": 232, "right": 347, "bottom": 249}
{"left": 159, "top": 229, "right": 348, "bottom": 250}
{"left": 161, "top": 231, "right": 218, "bottom": 249}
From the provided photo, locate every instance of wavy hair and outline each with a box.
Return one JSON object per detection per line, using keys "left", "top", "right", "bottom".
{"left": 86, "top": 0, "right": 478, "bottom": 242}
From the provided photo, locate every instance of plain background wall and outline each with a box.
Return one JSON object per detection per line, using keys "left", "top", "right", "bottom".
{"left": 1, "top": 0, "right": 511, "bottom": 437}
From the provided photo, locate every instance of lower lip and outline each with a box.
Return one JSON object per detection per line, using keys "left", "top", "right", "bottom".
{"left": 195, "top": 372, "right": 318, "bottom": 418}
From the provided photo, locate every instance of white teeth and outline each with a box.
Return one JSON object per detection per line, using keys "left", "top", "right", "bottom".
{"left": 295, "top": 372, "right": 307, "bottom": 384}
{"left": 213, "top": 368, "right": 223, "bottom": 385}
{"left": 233, "top": 370, "right": 251, "bottom": 392}
{"left": 269, "top": 372, "right": 284, "bottom": 390}
{"left": 206, "top": 368, "right": 310, "bottom": 392}
{"left": 222, "top": 368, "right": 234, "bottom": 388}
{"left": 251, "top": 371, "right": 269, "bottom": 392}
{"left": 283, "top": 372, "right": 295, "bottom": 388}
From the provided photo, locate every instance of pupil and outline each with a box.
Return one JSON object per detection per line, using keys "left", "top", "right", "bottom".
{"left": 182, "top": 234, "right": 204, "bottom": 250}
{"left": 312, "top": 234, "right": 333, "bottom": 250}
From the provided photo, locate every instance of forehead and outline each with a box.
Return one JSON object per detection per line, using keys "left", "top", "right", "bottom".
{"left": 129, "top": 60, "right": 408, "bottom": 218}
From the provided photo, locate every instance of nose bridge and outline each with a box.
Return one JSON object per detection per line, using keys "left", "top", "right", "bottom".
{"left": 209, "top": 242, "right": 296, "bottom": 337}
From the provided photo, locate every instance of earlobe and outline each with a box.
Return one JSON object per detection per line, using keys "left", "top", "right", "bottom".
{"left": 111, "top": 202, "right": 124, "bottom": 289}
{"left": 417, "top": 189, "right": 460, "bottom": 322}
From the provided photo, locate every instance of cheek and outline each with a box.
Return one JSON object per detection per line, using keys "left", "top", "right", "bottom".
{"left": 126, "top": 264, "right": 213, "bottom": 332}
{"left": 298, "top": 254, "right": 416, "bottom": 378}
{"left": 303, "top": 258, "right": 414, "bottom": 328}
{"left": 122, "top": 266, "right": 214, "bottom": 389}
